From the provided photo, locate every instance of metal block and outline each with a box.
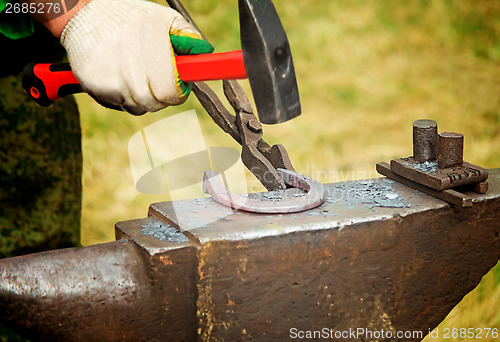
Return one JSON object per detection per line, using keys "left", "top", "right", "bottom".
{"left": 391, "top": 157, "right": 488, "bottom": 190}
{"left": 413, "top": 119, "right": 438, "bottom": 162}
{"left": 377, "top": 162, "right": 473, "bottom": 207}
{"left": 438, "top": 132, "right": 464, "bottom": 168}
{"left": 473, "top": 181, "right": 489, "bottom": 194}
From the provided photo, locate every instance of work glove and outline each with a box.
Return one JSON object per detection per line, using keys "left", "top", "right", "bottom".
{"left": 60, "top": 0, "right": 214, "bottom": 115}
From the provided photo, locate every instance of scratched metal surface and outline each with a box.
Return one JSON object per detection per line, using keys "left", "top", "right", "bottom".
{"left": 149, "top": 169, "right": 499, "bottom": 244}
{"left": 115, "top": 216, "right": 199, "bottom": 256}
{"left": 154, "top": 169, "right": 499, "bottom": 341}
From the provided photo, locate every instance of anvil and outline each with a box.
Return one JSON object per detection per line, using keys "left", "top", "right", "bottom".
{"left": 1, "top": 171, "right": 500, "bottom": 341}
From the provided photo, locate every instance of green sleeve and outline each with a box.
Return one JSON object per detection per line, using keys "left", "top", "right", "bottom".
{"left": 0, "top": 0, "right": 34, "bottom": 39}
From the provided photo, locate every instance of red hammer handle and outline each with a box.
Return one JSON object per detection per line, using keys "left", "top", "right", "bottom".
{"left": 176, "top": 50, "right": 247, "bottom": 82}
{"left": 22, "top": 50, "right": 247, "bottom": 106}
{"left": 22, "top": 63, "right": 83, "bottom": 107}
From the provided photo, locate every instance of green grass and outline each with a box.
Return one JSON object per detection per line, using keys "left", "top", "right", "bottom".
{"left": 79, "top": 0, "right": 499, "bottom": 339}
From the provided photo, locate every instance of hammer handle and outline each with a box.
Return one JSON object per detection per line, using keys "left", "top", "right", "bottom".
{"left": 22, "top": 50, "right": 247, "bottom": 106}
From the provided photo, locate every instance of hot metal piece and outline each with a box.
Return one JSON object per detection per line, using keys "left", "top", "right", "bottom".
{"left": 202, "top": 168, "right": 324, "bottom": 213}
{"left": 413, "top": 119, "right": 438, "bottom": 162}
{"left": 438, "top": 132, "right": 464, "bottom": 168}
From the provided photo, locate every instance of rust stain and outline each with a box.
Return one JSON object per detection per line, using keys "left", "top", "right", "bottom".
{"left": 158, "top": 255, "right": 173, "bottom": 266}
{"left": 323, "top": 249, "right": 332, "bottom": 258}
{"left": 236, "top": 241, "right": 249, "bottom": 249}
{"left": 438, "top": 267, "right": 448, "bottom": 280}
{"left": 198, "top": 252, "right": 206, "bottom": 280}
{"left": 236, "top": 257, "right": 248, "bottom": 277}
{"left": 416, "top": 296, "right": 432, "bottom": 320}
{"left": 226, "top": 292, "right": 236, "bottom": 306}
{"left": 416, "top": 305, "right": 431, "bottom": 321}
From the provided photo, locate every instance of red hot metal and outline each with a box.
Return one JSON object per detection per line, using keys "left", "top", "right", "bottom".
{"left": 202, "top": 168, "right": 324, "bottom": 213}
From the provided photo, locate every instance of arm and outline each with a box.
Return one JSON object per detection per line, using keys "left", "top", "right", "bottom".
{"left": 19, "top": 0, "right": 213, "bottom": 115}
{"left": 20, "top": 0, "right": 91, "bottom": 38}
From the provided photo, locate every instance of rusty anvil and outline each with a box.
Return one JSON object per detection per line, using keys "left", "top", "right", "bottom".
{"left": 1, "top": 171, "right": 499, "bottom": 341}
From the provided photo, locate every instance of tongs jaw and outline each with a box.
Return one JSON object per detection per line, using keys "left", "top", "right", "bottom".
{"left": 224, "top": 80, "right": 295, "bottom": 190}
{"left": 167, "top": 0, "right": 294, "bottom": 191}
{"left": 192, "top": 80, "right": 294, "bottom": 191}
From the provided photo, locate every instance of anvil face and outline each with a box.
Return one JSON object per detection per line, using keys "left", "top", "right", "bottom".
{"left": 1, "top": 171, "right": 500, "bottom": 341}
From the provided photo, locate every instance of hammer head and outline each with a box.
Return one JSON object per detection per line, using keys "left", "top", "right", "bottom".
{"left": 239, "top": 0, "right": 301, "bottom": 124}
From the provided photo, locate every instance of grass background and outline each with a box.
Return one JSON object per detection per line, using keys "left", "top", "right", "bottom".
{"left": 76, "top": 0, "right": 499, "bottom": 340}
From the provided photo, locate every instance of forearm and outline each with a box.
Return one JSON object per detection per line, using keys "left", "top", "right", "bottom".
{"left": 19, "top": 0, "right": 91, "bottom": 38}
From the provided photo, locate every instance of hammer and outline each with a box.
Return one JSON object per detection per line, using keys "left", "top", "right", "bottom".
{"left": 22, "top": 0, "right": 301, "bottom": 124}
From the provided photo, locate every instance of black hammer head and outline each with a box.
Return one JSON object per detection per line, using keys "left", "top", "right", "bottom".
{"left": 239, "top": 0, "right": 301, "bottom": 124}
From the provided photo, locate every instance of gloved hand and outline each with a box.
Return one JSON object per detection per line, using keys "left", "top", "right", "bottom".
{"left": 60, "top": 0, "right": 213, "bottom": 115}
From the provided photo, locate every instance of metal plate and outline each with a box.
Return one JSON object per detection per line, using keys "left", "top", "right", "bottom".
{"left": 391, "top": 157, "right": 488, "bottom": 190}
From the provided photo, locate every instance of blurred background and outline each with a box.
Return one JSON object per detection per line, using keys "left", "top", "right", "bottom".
{"left": 76, "top": 0, "right": 499, "bottom": 340}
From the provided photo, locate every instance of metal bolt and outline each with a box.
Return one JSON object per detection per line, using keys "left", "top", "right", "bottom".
{"left": 413, "top": 119, "right": 438, "bottom": 162}
{"left": 438, "top": 132, "right": 464, "bottom": 168}
{"left": 473, "top": 181, "right": 489, "bottom": 194}
{"left": 247, "top": 119, "right": 262, "bottom": 133}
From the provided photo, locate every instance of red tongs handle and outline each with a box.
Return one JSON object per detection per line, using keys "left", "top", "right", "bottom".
{"left": 22, "top": 50, "right": 247, "bottom": 106}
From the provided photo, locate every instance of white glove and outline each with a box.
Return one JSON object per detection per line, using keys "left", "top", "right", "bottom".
{"left": 60, "top": 0, "right": 213, "bottom": 115}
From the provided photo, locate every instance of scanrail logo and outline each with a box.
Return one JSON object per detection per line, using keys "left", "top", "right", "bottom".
{"left": 128, "top": 110, "right": 247, "bottom": 228}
